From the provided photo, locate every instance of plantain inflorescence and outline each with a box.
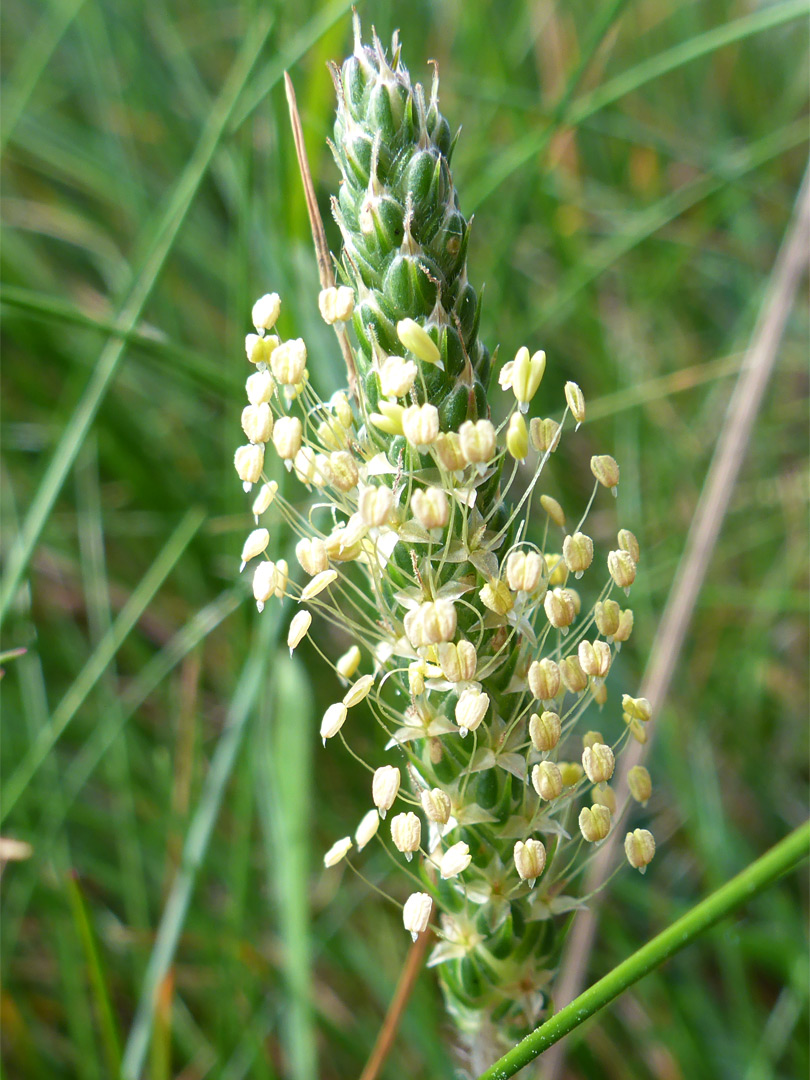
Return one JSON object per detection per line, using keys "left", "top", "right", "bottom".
{"left": 233, "top": 17, "right": 655, "bottom": 1058}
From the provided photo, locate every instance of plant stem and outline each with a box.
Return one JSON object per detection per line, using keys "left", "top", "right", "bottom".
{"left": 476, "top": 820, "right": 810, "bottom": 1080}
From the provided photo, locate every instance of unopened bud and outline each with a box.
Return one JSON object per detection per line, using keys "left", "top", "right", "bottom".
{"left": 559, "top": 761, "right": 584, "bottom": 787}
{"left": 625, "top": 828, "right": 655, "bottom": 872}
{"left": 440, "top": 841, "right": 471, "bottom": 879}
{"left": 528, "top": 658, "right": 560, "bottom": 702}
{"left": 245, "top": 333, "right": 277, "bottom": 366}
{"left": 403, "top": 892, "right": 433, "bottom": 940}
{"left": 397, "top": 318, "right": 441, "bottom": 366}
{"left": 563, "top": 532, "right": 594, "bottom": 577}
{"left": 582, "top": 742, "right": 615, "bottom": 784}
{"left": 540, "top": 494, "right": 565, "bottom": 528}
{"left": 390, "top": 812, "right": 421, "bottom": 860}
{"left": 591, "top": 454, "right": 619, "bottom": 491}
{"left": 529, "top": 711, "right": 561, "bottom": 752}
{"left": 507, "top": 412, "right": 529, "bottom": 461}
{"left": 421, "top": 787, "right": 452, "bottom": 824}
{"left": 408, "top": 661, "right": 426, "bottom": 696}
{"left": 532, "top": 761, "right": 563, "bottom": 800}
{"left": 513, "top": 838, "right": 546, "bottom": 884}
{"left": 370, "top": 400, "right": 405, "bottom": 436}
{"left": 372, "top": 765, "right": 401, "bottom": 817}
{"left": 628, "top": 765, "right": 652, "bottom": 806}
{"left": 564, "top": 381, "right": 585, "bottom": 425}
{"left": 579, "top": 804, "right": 611, "bottom": 843}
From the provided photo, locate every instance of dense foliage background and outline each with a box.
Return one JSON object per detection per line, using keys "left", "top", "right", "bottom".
{"left": 2, "top": 1, "right": 808, "bottom": 1077}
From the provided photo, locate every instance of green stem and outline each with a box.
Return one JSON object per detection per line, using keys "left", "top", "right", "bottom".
{"left": 477, "top": 820, "right": 810, "bottom": 1080}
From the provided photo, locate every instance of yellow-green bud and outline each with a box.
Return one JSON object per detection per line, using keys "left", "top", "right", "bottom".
{"left": 544, "top": 553, "right": 568, "bottom": 587}
{"left": 371, "top": 400, "right": 405, "bottom": 436}
{"left": 624, "top": 828, "right": 655, "bottom": 872}
{"left": 582, "top": 742, "right": 615, "bottom": 784}
{"left": 622, "top": 695, "right": 652, "bottom": 722}
{"left": 592, "top": 782, "right": 617, "bottom": 814}
{"left": 559, "top": 761, "right": 584, "bottom": 787}
{"left": 510, "top": 347, "right": 546, "bottom": 411}
{"left": 582, "top": 730, "right": 605, "bottom": 750}
{"left": 397, "top": 318, "right": 441, "bottom": 366}
{"left": 529, "top": 711, "right": 561, "bottom": 752}
{"left": 480, "top": 578, "right": 514, "bottom": 615}
{"left": 579, "top": 804, "right": 611, "bottom": 843}
{"left": 540, "top": 494, "right": 565, "bottom": 528}
{"left": 628, "top": 765, "right": 652, "bottom": 806}
{"left": 563, "top": 531, "right": 594, "bottom": 578}
{"left": 513, "top": 838, "right": 546, "bottom": 884}
{"left": 507, "top": 412, "right": 529, "bottom": 461}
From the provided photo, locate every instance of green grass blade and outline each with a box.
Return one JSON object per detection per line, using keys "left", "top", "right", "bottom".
{"left": 477, "top": 821, "right": 810, "bottom": 1080}
{"left": 1, "top": 508, "right": 204, "bottom": 823}
{"left": 467, "top": 0, "right": 809, "bottom": 210}
{"left": 120, "top": 608, "right": 281, "bottom": 1080}
{"left": 255, "top": 652, "right": 316, "bottom": 1080}
{"left": 0, "top": 8, "right": 275, "bottom": 627}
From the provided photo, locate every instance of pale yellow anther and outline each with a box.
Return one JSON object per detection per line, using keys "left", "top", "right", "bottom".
{"left": 614, "top": 608, "right": 634, "bottom": 643}
{"left": 592, "top": 782, "right": 617, "bottom": 814}
{"left": 323, "top": 836, "right": 352, "bottom": 867}
{"left": 320, "top": 702, "right": 347, "bottom": 743}
{"left": 408, "top": 660, "right": 426, "bottom": 696}
{"left": 397, "top": 318, "right": 441, "bottom": 366}
{"left": 245, "top": 333, "right": 277, "bottom": 366}
{"left": 582, "top": 742, "right": 615, "bottom": 784}
{"left": 532, "top": 761, "right": 563, "bottom": 801}
{"left": 608, "top": 549, "right": 637, "bottom": 591}
{"left": 440, "top": 841, "right": 471, "bottom": 879}
{"left": 252, "top": 481, "right": 278, "bottom": 521}
{"left": 544, "top": 587, "right": 576, "bottom": 631}
{"left": 343, "top": 674, "right": 374, "bottom": 708}
{"left": 372, "top": 765, "right": 400, "bottom": 816}
{"left": 591, "top": 454, "right": 620, "bottom": 491}
{"left": 578, "top": 640, "right": 611, "bottom": 679}
{"left": 513, "top": 838, "right": 546, "bottom": 883}
{"left": 370, "top": 400, "right": 405, "bottom": 436}
{"left": 455, "top": 687, "right": 489, "bottom": 736}
{"left": 437, "top": 640, "right": 477, "bottom": 683}
{"left": 252, "top": 560, "right": 277, "bottom": 611}
{"left": 564, "top": 381, "right": 586, "bottom": 425}
{"left": 530, "top": 417, "right": 561, "bottom": 453}
{"left": 594, "top": 599, "right": 621, "bottom": 639}
{"left": 544, "top": 553, "right": 568, "bottom": 587}
{"left": 390, "top": 812, "right": 421, "bottom": 860}
{"left": 420, "top": 787, "right": 452, "bottom": 824}
{"left": 336, "top": 645, "right": 361, "bottom": 680}
{"left": 480, "top": 578, "right": 514, "bottom": 616}
{"left": 618, "top": 528, "right": 640, "bottom": 564}
{"left": 511, "top": 346, "right": 546, "bottom": 411}
{"left": 273, "top": 559, "right": 288, "bottom": 598}
{"left": 402, "top": 403, "right": 440, "bottom": 450}
{"left": 540, "top": 494, "right": 565, "bottom": 528}
{"left": 272, "top": 416, "right": 303, "bottom": 461}
{"left": 246, "top": 370, "right": 274, "bottom": 406}
{"left": 529, "top": 710, "right": 561, "bottom": 752}
{"left": 287, "top": 610, "right": 311, "bottom": 653}
{"left": 329, "top": 450, "right": 359, "bottom": 492}
{"left": 270, "top": 338, "right": 307, "bottom": 385}
{"left": 622, "top": 695, "right": 652, "bottom": 723}
{"left": 527, "top": 658, "right": 560, "bottom": 702}
{"left": 241, "top": 403, "right": 273, "bottom": 445}
{"left": 234, "top": 444, "right": 265, "bottom": 491}
{"left": 251, "top": 293, "right": 281, "bottom": 331}
{"left": 403, "top": 892, "right": 432, "bottom": 940}
{"left": 358, "top": 484, "right": 395, "bottom": 527}
{"left": 505, "top": 550, "right": 545, "bottom": 594}
{"left": 459, "top": 419, "right": 496, "bottom": 467}
{"left": 625, "top": 828, "right": 655, "bottom": 872}
{"left": 560, "top": 654, "right": 588, "bottom": 693}
{"left": 300, "top": 569, "right": 338, "bottom": 601}
{"left": 433, "top": 432, "right": 466, "bottom": 473}
{"left": 318, "top": 285, "right": 355, "bottom": 324}
{"left": 411, "top": 487, "right": 449, "bottom": 530}
{"left": 579, "top": 805, "right": 611, "bottom": 843}
{"left": 563, "top": 532, "right": 594, "bottom": 578}
{"left": 355, "top": 808, "right": 380, "bottom": 851}
{"left": 379, "top": 355, "right": 418, "bottom": 398}
{"left": 628, "top": 765, "right": 652, "bottom": 806}
{"left": 404, "top": 599, "right": 457, "bottom": 649}
{"left": 240, "top": 528, "right": 269, "bottom": 570}
{"left": 296, "top": 537, "right": 329, "bottom": 577}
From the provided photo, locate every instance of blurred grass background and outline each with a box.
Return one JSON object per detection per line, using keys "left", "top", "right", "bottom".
{"left": 1, "top": 1, "right": 808, "bottom": 1078}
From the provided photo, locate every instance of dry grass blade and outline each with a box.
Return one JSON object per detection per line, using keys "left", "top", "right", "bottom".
{"left": 284, "top": 70, "right": 358, "bottom": 397}
{"left": 543, "top": 161, "right": 810, "bottom": 1079}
